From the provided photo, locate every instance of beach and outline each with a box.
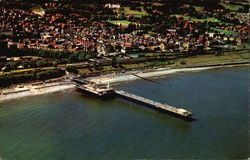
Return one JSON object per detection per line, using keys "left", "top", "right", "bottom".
{"left": 0, "top": 62, "right": 248, "bottom": 102}
{"left": 0, "top": 78, "right": 75, "bottom": 102}
{"left": 86, "top": 63, "right": 249, "bottom": 84}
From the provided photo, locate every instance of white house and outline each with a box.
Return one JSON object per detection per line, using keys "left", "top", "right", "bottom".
{"left": 104, "top": 4, "right": 121, "bottom": 9}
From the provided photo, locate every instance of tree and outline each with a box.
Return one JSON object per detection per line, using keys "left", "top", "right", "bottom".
{"left": 36, "top": 69, "right": 65, "bottom": 80}
{"left": 66, "top": 66, "right": 79, "bottom": 74}
{"left": 35, "top": 60, "right": 48, "bottom": 67}
{"left": 6, "top": 62, "right": 19, "bottom": 70}
{"left": 52, "top": 61, "right": 58, "bottom": 67}
{"left": 111, "top": 57, "right": 117, "bottom": 68}
{"left": 22, "top": 60, "right": 33, "bottom": 68}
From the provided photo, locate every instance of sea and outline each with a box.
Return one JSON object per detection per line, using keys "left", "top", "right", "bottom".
{"left": 0, "top": 66, "right": 248, "bottom": 160}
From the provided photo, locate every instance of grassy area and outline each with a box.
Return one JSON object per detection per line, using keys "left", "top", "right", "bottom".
{"left": 191, "top": 17, "right": 220, "bottom": 23}
{"left": 152, "top": 2, "right": 163, "bottom": 6}
{"left": 171, "top": 14, "right": 231, "bottom": 25}
{"left": 172, "top": 14, "right": 189, "bottom": 19}
{"left": 77, "top": 51, "right": 248, "bottom": 75}
{"left": 107, "top": 20, "right": 132, "bottom": 27}
{"left": 172, "top": 14, "right": 220, "bottom": 22}
{"left": 108, "top": 20, "right": 132, "bottom": 24}
{"left": 238, "top": 53, "right": 249, "bottom": 59}
{"left": 233, "top": 1, "right": 250, "bottom": 5}
{"left": 143, "top": 61, "right": 173, "bottom": 66}
{"left": 0, "top": 67, "right": 54, "bottom": 76}
{"left": 128, "top": 52, "right": 179, "bottom": 57}
{"left": 179, "top": 51, "right": 249, "bottom": 65}
{"left": 22, "top": 56, "right": 42, "bottom": 60}
{"left": 77, "top": 61, "right": 173, "bottom": 75}
{"left": 211, "top": 27, "right": 238, "bottom": 36}
{"left": 77, "top": 68, "right": 93, "bottom": 75}
{"left": 123, "top": 7, "right": 149, "bottom": 18}
{"left": 220, "top": 2, "right": 244, "bottom": 11}
{"left": 193, "top": 6, "right": 204, "bottom": 12}
{"left": 31, "top": 7, "right": 45, "bottom": 16}
{"left": 184, "top": 4, "right": 204, "bottom": 12}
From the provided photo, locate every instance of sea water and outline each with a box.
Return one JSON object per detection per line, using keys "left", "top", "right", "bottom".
{"left": 0, "top": 67, "right": 248, "bottom": 159}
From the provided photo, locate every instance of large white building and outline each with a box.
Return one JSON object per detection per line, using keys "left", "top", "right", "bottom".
{"left": 104, "top": 3, "right": 121, "bottom": 9}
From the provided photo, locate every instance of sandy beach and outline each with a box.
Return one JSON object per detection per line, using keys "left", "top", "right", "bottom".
{"left": 0, "top": 79, "right": 75, "bottom": 102}
{"left": 86, "top": 63, "right": 249, "bottom": 84}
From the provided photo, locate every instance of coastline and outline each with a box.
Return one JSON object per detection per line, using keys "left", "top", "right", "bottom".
{"left": 86, "top": 62, "right": 249, "bottom": 84}
{"left": 0, "top": 79, "right": 75, "bottom": 102}
{"left": 0, "top": 61, "right": 248, "bottom": 102}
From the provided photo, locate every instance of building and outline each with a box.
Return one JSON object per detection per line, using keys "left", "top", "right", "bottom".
{"left": 104, "top": 4, "right": 121, "bottom": 9}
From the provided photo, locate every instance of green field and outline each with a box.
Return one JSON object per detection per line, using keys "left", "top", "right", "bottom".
{"left": 191, "top": 17, "right": 220, "bottom": 23}
{"left": 172, "top": 14, "right": 219, "bottom": 22}
{"left": 108, "top": 20, "right": 132, "bottom": 24}
{"left": 235, "top": 1, "right": 250, "bottom": 5}
{"left": 211, "top": 27, "right": 238, "bottom": 36}
{"left": 107, "top": 20, "right": 132, "bottom": 27}
{"left": 123, "top": 7, "right": 149, "bottom": 18}
{"left": 171, "top": 14, "right": 232, "bottom": 25}
{"left": 238, "top": 53, "right": 249, "bottom": 59}
{"left": 178, "top": 51, "right": 249, "bottom": 66}
{"left": 220, "top": 2, "right": 244, "bottom": 11}
{"left": 0, "top": 67, "right": 54, "bottom": 76}
{"left": 184, "top": 4, "right": 204, "bottom": 11}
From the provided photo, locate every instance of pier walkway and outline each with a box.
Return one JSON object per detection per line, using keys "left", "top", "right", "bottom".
{"left": 115, "top": 90, "right": 193, "bottom": 119}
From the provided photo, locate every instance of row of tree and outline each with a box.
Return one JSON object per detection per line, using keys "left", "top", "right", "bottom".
{"left": 0, "top": 68, "right": 65, "bottom": 87}
{"left": 1, "top": 60, "right": 59, "bottom": 72}
{"left": 0, "top": 48, "right": 97, "bottom": 71}
{"left": 0, "top": 48, "right": 96, "bottom": 61}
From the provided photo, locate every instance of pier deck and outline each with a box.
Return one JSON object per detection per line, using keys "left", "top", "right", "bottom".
{"left": 115, "top": 90, "right": 193, "bottom": 120}
{"left": 76, "top": 84, "right": 114, "bottom": 96}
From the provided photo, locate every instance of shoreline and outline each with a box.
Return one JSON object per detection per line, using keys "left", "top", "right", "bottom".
{"left": 86, "top": 62, "right": 249, "bottom": 84}
{"left": 0, "top": 79, "right": 75, "bottom": 102}
{"left": 0, "top": 62, "right": 249, "bottom": 102}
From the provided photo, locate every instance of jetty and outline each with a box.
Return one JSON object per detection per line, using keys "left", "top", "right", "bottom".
{"left": 73, "top": 77, "right": 193, "bottom": 121}
{"left": 115, "top": 90, "right": 192, "bottom": 120}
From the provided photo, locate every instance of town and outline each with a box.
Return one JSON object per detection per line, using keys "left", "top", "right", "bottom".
{"left": 0, "top": 1, "right": 248, "bottom": 55}
{"left": 0, "top": 0, "right": 249, "bottom": 87}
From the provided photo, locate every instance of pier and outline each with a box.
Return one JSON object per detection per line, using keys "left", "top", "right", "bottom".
{"left": 115, "top": 90, "right": 193, "bottom": 120}
{"left": 74, "top": 78, "right": 114, "bottom": 97}
{"left": 73, "top": 78, "right": 193, "bottom": 120}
